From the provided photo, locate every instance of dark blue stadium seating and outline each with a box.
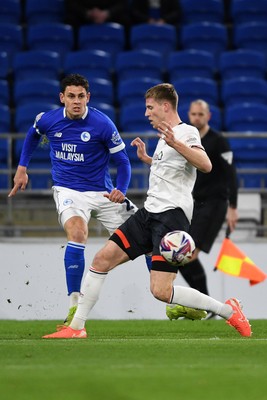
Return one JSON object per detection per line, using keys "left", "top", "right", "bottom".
{"left": 119, "top": 103, "right": 153, "bottom": 132}
{"left": 14, "top": 78, "right": 61, "bottom": 107}
{"left": 88, "top": 78, "right": 114, "bottom": 106}
{"left": 219, "top": 50, "right": 267, "bottom": 80}
{"left": 25, "top": 0, "right": 64, "bottom": 24}
{"left": 0, "top": 0, "right": 21, "bottom": 24}
{"left": 78, "top": 23, "right": 125, "bottom": 61}
{"left": 224, "top": 103, "right": 267, "bottom": 131}
{"left": 115, "top": 50, "right": 164, "bottom": 82}
{"left": 63, "top": 49, "right": 113, "bottom": 81}
{"left": 0, "top": 0, "right": 266, "bottom": 191}
{"left": 13, "top": 50, "right": 61, "bottom": 81}
{"left": 0, "top": 80, "right": 9, "bottom": 106}
{"left": 173, "top": 77, "right": 219, "bottom": 106}
{"left": 117, "top": 77, "right": 161, "bottom": 106}
{"left": 27, "top": 23, "right": 74, "bottom": 59}
{"left": 181, "top": 22, "right": 228, "bottom": 62}
{"left": 0, "top": 23, "right": 23, "bottom": 59}
{"left": 234, "top": 22, "right": 267, "bottom": 57}
{"left": 15, "top": 102, "right": 59, "bottom": 133}
{"left": 130, "top": 23, "right": 177, "bottom": 56}
{"left": 0, "top": 104, "right": 11, "bottom": 132}
{"left": 167, "top": 50, "right": 216, "bottom": 81}
{"left": 231, "top": 0, "right": 267, "bottom": 24}
{"left": 180, "top": 0, "right": 225, "bottom": 23}
{"left": 0, "top": 52, "right": 9, "bottom": 79}
{"left": 221, "top": 77, "right": 267, "bottom": 107}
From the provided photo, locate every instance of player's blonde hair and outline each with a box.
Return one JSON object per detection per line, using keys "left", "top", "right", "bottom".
{"left": 145, "top": 83, "right": 178, "bottom": 110}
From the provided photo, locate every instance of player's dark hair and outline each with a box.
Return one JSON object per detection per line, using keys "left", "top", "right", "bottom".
{"left": 61, "top": 74, "right": 89, "bottom": 93}
{"left": 145, "top": 83, "right": 178, "bottom": 110}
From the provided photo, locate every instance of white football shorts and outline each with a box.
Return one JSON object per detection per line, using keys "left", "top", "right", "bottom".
{"left": 52, "top": 186, "right": 138, "bottom": 235}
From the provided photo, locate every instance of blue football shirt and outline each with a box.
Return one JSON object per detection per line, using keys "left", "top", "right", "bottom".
{"left": 19, "top": 106, "right": 130, "bottom": 192}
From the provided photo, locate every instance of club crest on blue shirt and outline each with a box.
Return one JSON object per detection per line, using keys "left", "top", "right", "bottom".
{"left": 111, "top": 131, "right": 121, "bottom": 145}
{"left": 81, "top": 132, "right": 91, "bottom": 142}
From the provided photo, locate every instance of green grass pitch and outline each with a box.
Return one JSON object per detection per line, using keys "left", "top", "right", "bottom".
{"left": 0, "top": 319, "right": 267, "bottom": 400}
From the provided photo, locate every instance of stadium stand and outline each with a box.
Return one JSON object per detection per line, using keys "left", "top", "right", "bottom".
{"left": 181, "top": 22, "right": 228, "bottom": 62}
{"left": 0, "top": 104, "right": 11, "bottom": 132}
{"left": 119, "top": 103, "right": 152, "bottom": 132}
{"left": 0, "top": 22, "right": 23, "bottom": 60}
{"left": 24, "top": 0, "right": 65, "bottom": 24}
{"left": 78, "top": 23, "right": 126, "bottom": 61}
{"left": 13, "top": 78, "right": 61, "bottom": 107}
{"left": 87, "top": 78, "right": 114, "bottom": 106}
{"left": 0, "top": 80, "right": 10, "bottom": 106}
{"left": 172, "top": 77, "right": 219, "bottom": 106}
{"left": 12, "top": 50, "right": 61, "bottom": 81}
{"left": 27, "top": 23, "right": 74, "bottom": 60}
{"left": 180, "top": 0, "right": 225, "bottom": 24}
{"left": 167, "top": 49, "right": 216, "bottom": 81}
{"left": 115, "top": 49, "right": 164, "bottom": 82}
{"left": 230, "top": 0, "right": 267, "bottom": 24}
{"left": 63, "top": 49, "right": 113, "bottom": 81}
{"left": 0, "top": 52, "right": 9, "bottom": 79}
{"left": 221, "top": 77, "right": 267, "bottom": 107}
{"left": 0, "top": 0, "right": 21, "bottom": 24}
{"left": 14, "top": 102, "right": 59, "bottom": 133}
{"left": 224, "top": 103, "right": 267, "bottom": 132}
{"left": 130, "top": 23, "right": 177, "bottom": 56}
{"left": 117, "top": 77, "right": 161, "bottom": 107}
{"left": 233, "top": 22, "right": 267, "bottom": 57}
{"left": 219, "top": 50, "right": 267, "bottom": 80}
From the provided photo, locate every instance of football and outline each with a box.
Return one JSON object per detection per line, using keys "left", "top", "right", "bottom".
{"left": 159, "top": 230, "right": 195, "bottom": 266}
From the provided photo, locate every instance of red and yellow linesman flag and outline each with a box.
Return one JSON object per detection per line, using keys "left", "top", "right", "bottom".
{"left": 214, "top": 237, "right": 267, "bottom": 286}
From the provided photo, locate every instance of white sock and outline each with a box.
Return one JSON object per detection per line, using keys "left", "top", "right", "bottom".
{"left": 70, "top": 268, "right": 107, "bottom": 330}
{"left": 69, "top": 292, "right": 79, "bottom": 308}
{"left": 171, "top": 286, "right": 232, "bottom": 319}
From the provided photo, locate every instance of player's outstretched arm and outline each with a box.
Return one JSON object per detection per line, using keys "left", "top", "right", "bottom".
{"left": 157, "top": 122, "right": 212, "bottom": 173}
{"left": 8, "top": 166, "right": 29, "bottom": 197}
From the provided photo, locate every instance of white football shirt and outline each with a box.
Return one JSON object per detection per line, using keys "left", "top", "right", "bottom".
{"left": 144, "top": 122, "right": 204, "bottom": 222}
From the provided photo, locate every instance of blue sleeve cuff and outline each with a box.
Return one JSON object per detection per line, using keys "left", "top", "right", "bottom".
{"left": 19, "top": 126, "right": 42, "bottom": 167}
{"left": 110, "top": 149, "right": 131, "bottom": 195}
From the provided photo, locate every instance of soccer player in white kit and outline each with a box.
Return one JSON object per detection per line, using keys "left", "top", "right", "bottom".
{"left": 42, "top": 83, "right": 252, "bottom": 339}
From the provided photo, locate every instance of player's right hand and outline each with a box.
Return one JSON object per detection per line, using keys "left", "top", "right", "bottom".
{"left": 131, "top": 137, "right": 146, "bottom": 158}
{"left": 131, "top": 137, "right": 152, "bottom": 165}
{"left": 8, "top": 166, "right": 28, "bottom": 197}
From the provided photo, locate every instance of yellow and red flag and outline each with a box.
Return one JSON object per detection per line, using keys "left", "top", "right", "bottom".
{"left": 214, "top": 237, "right": 267, "bottom": 286}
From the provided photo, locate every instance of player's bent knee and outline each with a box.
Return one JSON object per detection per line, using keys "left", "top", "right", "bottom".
{"left": 92, "top": 241, "right": 127, "bottom": 272}
{"left": 150, "top": 285, "right": 171, "bottom": 303}
{"left": 92, "top": 251, "right": 111, "bottom": 272}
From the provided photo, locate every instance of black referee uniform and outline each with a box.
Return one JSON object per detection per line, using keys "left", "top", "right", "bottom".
{"left": 179, "top": 127, "right": 238, "bottom": 295}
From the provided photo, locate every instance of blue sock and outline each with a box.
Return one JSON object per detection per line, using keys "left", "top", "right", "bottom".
{"left": 145, "top": 254, "right": 152, "bottom": 272}
{"left": 64, "top": 242, "right": 85, "bottom": 295}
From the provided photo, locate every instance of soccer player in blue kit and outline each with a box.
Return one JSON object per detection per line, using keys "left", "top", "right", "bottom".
{"left": 8, "top": 73, "right": 140, "bottom": 325}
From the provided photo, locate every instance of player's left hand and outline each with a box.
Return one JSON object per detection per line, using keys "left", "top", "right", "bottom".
{"left": 157, "top": 121, "right": 176, "bottom": 147}
{"left": 103, "top": 189, "right": 125, "bottom": 203}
